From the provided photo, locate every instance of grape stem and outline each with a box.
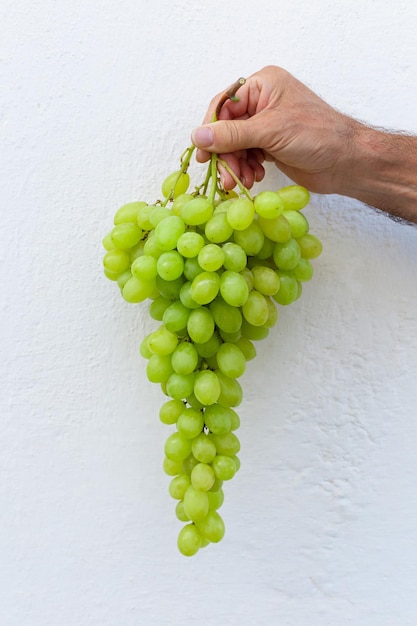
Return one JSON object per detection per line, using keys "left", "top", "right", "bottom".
{"left": 217, "top": 157, "right": 253, "bottom": 200}
{"left": 208, "top": 77, "right": 248, "bottom": 201}
{"left": 161, "top": 145, "right": 196, "bottom": 206}
{"left": 180, "top": 145, "right": 195, "bottom": 169}
{"left": 208, "top": 153, "right": 219, "bottom": 205}
{"left": 213, "top": 77, "right": 246, "bottom": 122}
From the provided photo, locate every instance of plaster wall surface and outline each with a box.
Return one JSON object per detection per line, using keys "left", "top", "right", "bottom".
{"left": 2, "top": 1, "right": 417, "bottom": 624}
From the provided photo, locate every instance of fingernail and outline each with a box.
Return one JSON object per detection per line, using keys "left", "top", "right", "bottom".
{"left": 191, "top": 126, "right": 214, "bottom": 148}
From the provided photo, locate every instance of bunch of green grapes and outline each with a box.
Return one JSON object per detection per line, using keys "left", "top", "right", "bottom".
{"left": 102, "top": 138, "right": 322, "bottom": 556}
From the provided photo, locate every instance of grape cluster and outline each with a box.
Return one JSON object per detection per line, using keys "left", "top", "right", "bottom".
{"left": 102, "top": 144, "right": 322, "bottom": 556}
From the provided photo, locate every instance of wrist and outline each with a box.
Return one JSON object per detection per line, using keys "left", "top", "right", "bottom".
{"left": 335, "top": 122, "right": 417, "bottom": 223}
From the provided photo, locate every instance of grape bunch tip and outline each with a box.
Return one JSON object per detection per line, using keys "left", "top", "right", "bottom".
{"left": 102, "top": 138, "right": 322, "bottom": 557}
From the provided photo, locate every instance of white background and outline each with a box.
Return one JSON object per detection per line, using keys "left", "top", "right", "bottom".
{"left": 2, "top": 1, "right": 417, "bottom": 624}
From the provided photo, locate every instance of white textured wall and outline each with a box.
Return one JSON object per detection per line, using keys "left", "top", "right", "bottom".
{"left": 2, "top": 1, "right": 417, "bottom": 624}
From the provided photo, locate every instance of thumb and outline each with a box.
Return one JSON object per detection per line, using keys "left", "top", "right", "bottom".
{"left": 191, "top": 118, "right": 266, "bottom": 154}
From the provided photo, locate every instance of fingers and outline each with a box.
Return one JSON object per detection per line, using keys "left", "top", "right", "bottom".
{"left": 192, "top": 117, "right": 267, "bottom": 157}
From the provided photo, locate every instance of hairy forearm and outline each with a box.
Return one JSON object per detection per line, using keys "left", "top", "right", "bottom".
{"left": 339, "top": 124, "right": 417, "bottom": 224}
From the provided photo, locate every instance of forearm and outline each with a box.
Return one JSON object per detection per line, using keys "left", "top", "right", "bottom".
{"left": 338, "top": 124, "right": 417, "bottom": 224}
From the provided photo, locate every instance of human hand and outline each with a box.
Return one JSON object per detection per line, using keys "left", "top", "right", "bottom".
{"left": 191, "top": 65, "right": 358, "bottom": 195}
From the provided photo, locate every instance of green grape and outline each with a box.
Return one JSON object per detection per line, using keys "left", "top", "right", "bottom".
{"left": 176, "top": 231, "right": 205, "bottom": 258}
{"left": 256, "top": 235, "right": 275, "bottom": 260}
{"left": 122, "top": 276, "right": 156, "bottom": 303}
{"left": 156, "top": 275, "right": 184, "bottom": 299}
{"left": 233, "top": 220, "right": 264, "bottom": 256}
{"left": 159, "top": 399, "right": 185, "bottom": 425}
{"left": 149, "top": 205, "right": 172, "bottom": 227}
{"left": 251, "top": 265, "right": 280, "bottom": 296}
{"left": 197, "top": 510, "right": 225, "bottom": 543}
{"left": 284, "top": 210, "right": 309, "bottom": 238}
{"left": 177, "top": 407, "right": 204, "bottom": 438}
{"left": 102, "top": 232, "right": 116, "bottom": 251}
{"left": 198, "top": 244, "right": 225, "bottom": 272}
{"left": 139, "top": 335, "right": 152, "bottom": 359}
{"left": 204, "top": 404, "right": 232, "bottom": 435}
{"left": 103, "top": 263, "right": 120, "bottom": 281}
{"left": 264, "top": 297, "right": 279, "bottom": 328}
{"left": 183, "top": 256, "right": 204, "bottom": 282}
{"left": 212, "top": 455, "right": 236, "bottom": 480}
{"left": 226, "top": 197, "right": 255, "bottom": 230}
{"left": 162, "top": 301, "right": 191, "bottom": 333}
{"left": 182, "top": 454, "right": 199, "bottom": 475}
{"left": 278, "top": 184, "right": 310, "bottom": 210}
{"left": 210, "top": 298, "right": 242, "bottom": 334}
{"left": 258, "top": 214, "right": 291, "bottom": 243}
{"left": 169, "top": 473, "right": 191, "bottom": 500}
{"left": 163, "top": 456, "right": 183, "bottom": 476}
{"left": 187, "top": 307, "right": 215, "bottom": 344}
{"left": 131, "top": 254, "right": 157, "bottom": 281}
{"left": 193, "top": 370, "right": 221, "bottom": 406}
{"left": 171, "top": 342, "right": 199, "bottom": 375}
{"left": 297, "top": 233, "right": 323, "bottom": 259}
{"left": 137, "top": 204, "right": 154, "bottom": 230}
{"left": 177, "top": 523, "right": 201, "bottom": 556}
{"left": 129, "top": 240, "right": 146, "bottom": 262}
{"left": 179, "top": 281, "right": 200, "bottom": 310}
{"left": 209, "top": 476, "right": 223, "bottom": 493}
{"left": 242, "top": 290, "right": 269, "bottom": 326}
{"left": 229, "top": 408, "right": 240, "bottom": 431}
{"left": 194, "top": 332, "right": 221, "bottom": 358}
{"left": 214, "top": 198, "right": 234, "bottom": 213}
{"left": 142, "top": 234, "right": 163, "bottom": 260}
{"left": 154, "top": 215, "right": 186, "bottom": 250}
{"left": 110, "top": 223, "right": 143, "bottom": 250}
{"left": 273, "top": 238, "right": 301, "bottom": 271}
{"left": 117, "top": 269, "right": 132, "bottom": 289}
{"left": 219, "top": 271, "right": 249, "bottom": 307}
{"left": 254, "top": 190, "right": 284, "bottom": 219}
{"left": 222, "top": 242, "right": 247, "bottom": 272}
{"left": 166, "top": 372, "right": 195, "bottom": 400}
{"left": 215, "top": 370, "right": 243, "bottom": 407}
{"left": 101, "top": 233, "right": 116, "bottom": 252}
{"left": 172, "top": 193, "right": 194, "bottom": 216}
{"left": 240, "top": 319, "right": 269, "bottom": 341}
{"left": 103, "top": 249, "right": 130, "bottom": 274}
{"left": 149, "top": 296, "right": 172, "bottom": 321}
{"left": 292, "top": 257, "right": 314, "bottom": 282}
{"left": 165, "top": 432, "right": 193, "bottom": 462}
{"left": 181, "top": 197, "right": 214, "bottom": 225}
{"left": 208, "top": 489, "right": 224, "bottom": 511}
{"left": 183, "top": 485, "right": 210, "bottom": 522}
{"left": 204, "top": 354, "right": 218, "bottom": 370}
{"left": 190, "top": 271, "right": 220, "bottom": 305}
{"left": 146, "top": 353, "right": 174, "bottom": 383}
{"left": 234, "top": 336, "right": 256, "bottom": 361}
{"left": 156, "top": 250, "right": 184, "bottom": 281}
{"left": 175, "top": 501, "right": 190, "bottom": 522}
{"left": 185, "top": 393, "right": 205, "bottom": 410}
{"left": 114, "top": 201, "right": 147, "bottom": 224}
{"left": 216, "top": 343, "right": 246, "bottom": 378}
{"left": 148, "top": 326, "right": 178, "bottom": 355}
{"left": 239, "top": 267, "right": 254, "bottom": 291}
{"left": 191, "top": 433, "right": 217, "bottom": 464}
{"left": 272, "top": 272, "right": 299, "bottom": 305}
{"left": 191, "top": 463, "right": 216, "bottom": 491}
{"left": 218, "top": 329, "right": 241, "bottom": 344}
{"left": 211, "top": 432, "right": 241, "bottom": 456}
{"left": 205, "top": 212, "right": 234, "bottom": 243}
{"left": 161, "top": 170, "right": 190, "bottom": 199}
